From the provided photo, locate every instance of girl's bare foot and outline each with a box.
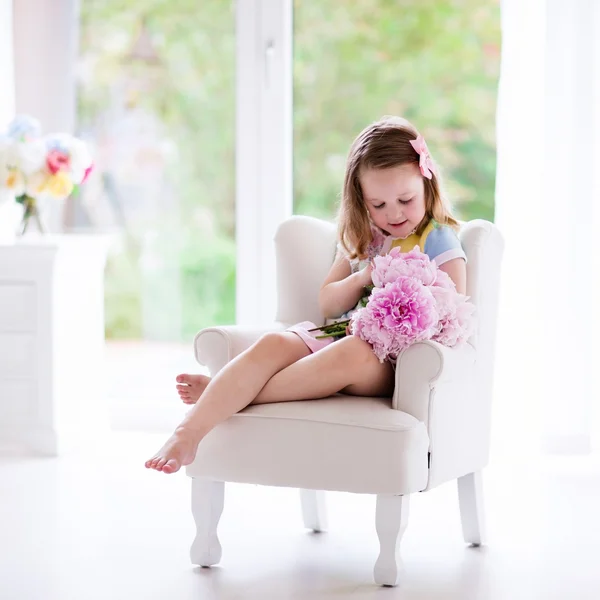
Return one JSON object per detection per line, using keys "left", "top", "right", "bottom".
{"left": 176, "top": 373, "right": 211, "bottom": 404}
{"left": 144, "top": 426, "right": 203, "bottom": 474}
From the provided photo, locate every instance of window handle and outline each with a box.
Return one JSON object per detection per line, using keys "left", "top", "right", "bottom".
{"left": 265, "top": 39, "right": 275, "bottom": 87}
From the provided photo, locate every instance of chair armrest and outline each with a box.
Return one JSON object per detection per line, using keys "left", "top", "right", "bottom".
{"left": 392, "top": 340, "right": 476, "bottom": 421}
{"left": 194, "top": 322, "right": 290, "bottom": 376}
{"left": 393, "top": 340, "right": 484, "bottom": 490}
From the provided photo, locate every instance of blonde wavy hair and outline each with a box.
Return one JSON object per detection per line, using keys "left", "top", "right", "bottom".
{"left": 338, "top": 116, "right": 459, "bottom": 260}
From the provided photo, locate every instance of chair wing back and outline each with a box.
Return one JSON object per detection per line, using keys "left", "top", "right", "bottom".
{"left": 274, "top": 215, "right": 337, "bottom": 326}
{"left": 459, "top": 220, "right": 505, "bottom": 402}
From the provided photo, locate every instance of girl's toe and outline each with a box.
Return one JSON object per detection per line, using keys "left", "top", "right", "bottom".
{"left": 163, "top": 459, "right": 180, "bottom": 474}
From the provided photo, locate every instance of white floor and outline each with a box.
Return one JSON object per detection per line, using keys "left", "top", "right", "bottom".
{"left": 1, "top": 431, "right": 599, "bottom": 600}
{"left": 2, "top": 341, "right": 599, "bottom": 599}
{"left": 104, "top": 340, "right": 204, "bottom": 433}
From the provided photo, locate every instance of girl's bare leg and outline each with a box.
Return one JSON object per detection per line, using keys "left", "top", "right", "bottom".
{"left": 250, "top": 335, "right": 394, "bottom": 403}
{"left": 145, "top": 334, "right": 394, "bottom": 474}
{"left": 145, "top": 332, "right": 310, "bottom": 473}
{"left": 176, "top": 334, "right": 393, "bottom": 404}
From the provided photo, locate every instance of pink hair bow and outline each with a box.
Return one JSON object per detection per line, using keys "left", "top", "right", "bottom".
{"left": 410, "top": 134, "right": 436, "bottom": 179}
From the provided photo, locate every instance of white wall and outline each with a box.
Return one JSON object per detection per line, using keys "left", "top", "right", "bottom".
{"left": 0, "top": 0, "right": 14, "bottom": 127}
{"left": 12, "top": 0, "right": 79, "bottom": 134}
{"left": 0, "top": 0, "right": 16, "bottom": 238}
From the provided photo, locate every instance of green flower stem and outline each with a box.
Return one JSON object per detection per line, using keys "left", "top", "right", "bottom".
{"left": 307, "top": 319, "right": 351, "bottom": 333}
{"left": 315, "top": 332, "right": 347, "bottom": 339}
{"left": 310, "top": 319, "right": 351, "bottom": 339}
{"left": 19, "top": 196, "right": 45, "bottom": 235}
{"left": 315, "top": 329, "right": 346, "bottom": 337}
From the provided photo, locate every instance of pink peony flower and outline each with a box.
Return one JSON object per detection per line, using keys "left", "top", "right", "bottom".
{"left": 429, "top": 286, "right": 477, "bottom": 347}
{"left": 431, "top": 268, "right": 456, "bottom": 290}
{"left": 351, "top": 276, "right": 439, "bottom": 362}
{"left": 372, "top": 246, "right": 438, "bottom": 287}
{"left": 347, "top": 242, "right": 476, "bottom": 359}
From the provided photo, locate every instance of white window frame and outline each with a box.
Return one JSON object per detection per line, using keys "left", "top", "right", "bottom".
{"left": 235, "top": 0, "right": 293, "bottom": 325}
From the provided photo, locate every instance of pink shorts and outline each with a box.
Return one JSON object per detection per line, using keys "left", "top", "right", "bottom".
{"left": 286, "top": 321, "right": 395, "bottom": 367}
{"left": 286, "top": 321, "right": 337, "bottom": 354}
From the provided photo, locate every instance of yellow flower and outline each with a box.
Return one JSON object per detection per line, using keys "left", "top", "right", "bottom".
{"left": 45, "top": 172, "right": 74, "bottom": 199}
{"left": 4, "top": 169, "right": 25, "bottom": 196}
{"left": 25, "top": 171, "right": 50, "bottom": 197}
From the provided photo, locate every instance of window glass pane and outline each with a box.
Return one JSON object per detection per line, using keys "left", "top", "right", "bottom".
{"left": 293, "top": 1, "right": 501, "bottom": 222}
{"left": 79, "top": 2, "right": 236, "bottom": 341}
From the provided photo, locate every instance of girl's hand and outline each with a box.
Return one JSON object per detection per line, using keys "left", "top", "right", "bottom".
{"left": 359, "top": 261, "right": 374, "bottom": 287}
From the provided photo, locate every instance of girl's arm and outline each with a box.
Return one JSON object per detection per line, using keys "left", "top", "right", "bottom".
{"left": 319, "top": 253, "right": 372, "bottom": 319}
{"left": 439, "top": 258, "right": 467, "bottom": 295}
{"left": 424, "top": 226, "right": 467, "bottom": 294}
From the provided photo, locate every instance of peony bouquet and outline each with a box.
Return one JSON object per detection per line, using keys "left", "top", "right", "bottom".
{"left": 0, "top": 115, "right": 94, "bottom": 234}
{"left": 314, "top": 247, "right": 476, "bottom": 362}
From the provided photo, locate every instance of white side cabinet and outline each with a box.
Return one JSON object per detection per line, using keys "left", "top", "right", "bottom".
{"left": 0, "top": 235, "right": 110, "bottom": 455}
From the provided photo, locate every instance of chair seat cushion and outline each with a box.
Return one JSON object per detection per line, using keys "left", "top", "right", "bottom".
{"left": 186, "top": 396, "right": 429, "bottom": 494}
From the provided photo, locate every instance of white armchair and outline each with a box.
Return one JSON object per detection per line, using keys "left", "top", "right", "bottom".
{"left": 186, "top": 215, "right": 504, "bottom": 586}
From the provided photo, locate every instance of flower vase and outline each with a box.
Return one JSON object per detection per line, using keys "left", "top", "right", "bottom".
{"left": 0, "top": 196, "right": 20, "bottom": 244}
{"left": 18, "top": 195, "right": 46, "bottom": 235}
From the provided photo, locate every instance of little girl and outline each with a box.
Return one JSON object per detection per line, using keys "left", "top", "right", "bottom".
{"left": 145, "top": 116, "right": 467, "bottom": 474}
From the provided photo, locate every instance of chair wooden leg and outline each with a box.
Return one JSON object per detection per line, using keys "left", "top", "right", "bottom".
{"left": 374, "top": 494, "right": 410, "bottom": 586}
{"left": 299, "top": 489, "right": 328, "bottom": 532}
{"left": 457, "top": 470, "right": 486, "bottom": 546}
{"left": 190, "top": 479, "right": 225, "bottom": 566}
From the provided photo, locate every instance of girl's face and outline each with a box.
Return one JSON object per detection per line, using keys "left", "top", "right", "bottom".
{"left": 360, "top": 164, "right": 427, "bottom": 238}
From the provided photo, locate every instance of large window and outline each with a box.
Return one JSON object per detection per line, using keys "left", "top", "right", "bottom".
{"left": 293, "top": 0, "right": 501, "bottom": 222}
{"left": 78, "top": 1, "right": 236, "bottom": 343}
